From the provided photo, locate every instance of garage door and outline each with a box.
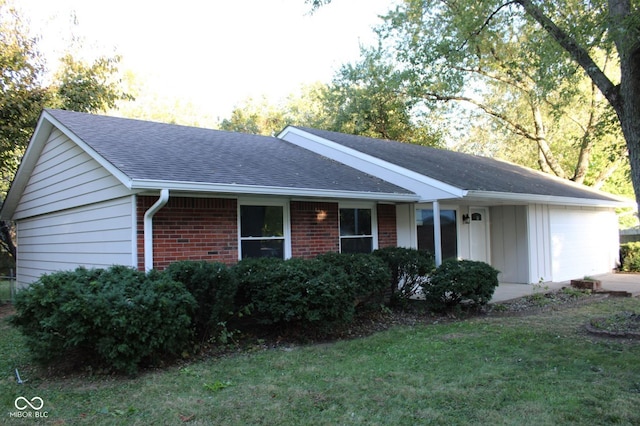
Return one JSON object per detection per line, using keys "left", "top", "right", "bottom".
{"left": 549, "top": 208, "right": 618, "bottom": 282}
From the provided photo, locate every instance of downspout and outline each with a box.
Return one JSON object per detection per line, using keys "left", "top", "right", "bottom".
{"left": 433, "top": 200, "right": 442, "bottom": 267}
{"left": 144, "top": 189, "right": 169, "bottom": 272}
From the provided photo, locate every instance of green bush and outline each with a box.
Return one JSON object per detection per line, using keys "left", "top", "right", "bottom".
{"left": 422, "top": 259, "right": 499, "bottom": 313}
{"left": 11, "top": 266, "right": 196, "bottom": 374}
{"left": 164, "top": 261, "right": 237, "bottom": 341}
{"left": 234, "top": 257, "right": 355, "bottom": 333}
{"left": 373, "top": 247, "right": 435, "bottom": 305}
{"left": 620, "top": 242, "right": 640, "bottom": 272}
{"left": 316, "top": 252, "right": 390, "bottom": 312}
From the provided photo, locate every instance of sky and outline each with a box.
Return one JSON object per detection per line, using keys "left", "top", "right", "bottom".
{"left": 14, "top": 0, "right": 394, "bottom": 123}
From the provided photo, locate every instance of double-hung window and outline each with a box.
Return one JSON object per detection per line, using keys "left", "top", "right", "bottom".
{"left": 339, "top": 205, "right": 376, "bottom": 253}
{"left": 239, "top": 201, "right": 289, "bottom": 259}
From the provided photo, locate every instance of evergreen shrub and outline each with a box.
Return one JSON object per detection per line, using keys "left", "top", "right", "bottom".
{"left": 164, "top": 260, "right": 237, "bottom": 341}
{"left": 373, "top": 247, "right": 435, "bottom": 304}
{"left": 620, "top": 242, "right": 640, "bottom": 272}
{"left": 233, "top": 257, "right": 355, "bottom": 333}
{"left": 422, "top": 259, "right": 499, "bottom": 312}
{"left": 11, "top": 266, "right": 195, "bottom": 374}
{"left": 316, "top": 252, "right": 390, "bottom": 311}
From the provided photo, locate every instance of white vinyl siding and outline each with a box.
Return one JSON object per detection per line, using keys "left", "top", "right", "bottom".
{"left": 16, "top": 197, "right": 135, "bottom": 288}
{"left": 549, "top": 207, "right": 619, "bottom": 282}
{"left": 13, "top": 129, "right": 130, "bottom": 220}
{"left": 490, "top": 206, "right": 529, "bottom": 284}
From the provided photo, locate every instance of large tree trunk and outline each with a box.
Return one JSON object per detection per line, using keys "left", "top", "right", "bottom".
{"left": 610, "top": 0, "right": 640, "bottom": 211}
{"left": 518, "top": 0, "right": 640, "bottom": 212}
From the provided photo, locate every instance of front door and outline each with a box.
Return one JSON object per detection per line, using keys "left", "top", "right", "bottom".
{"left": 469, "top": 208, "right": 489, "bottom": 263}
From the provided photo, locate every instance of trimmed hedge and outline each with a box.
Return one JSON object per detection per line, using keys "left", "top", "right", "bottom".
{"left": 373, "top": 247, "right": 435, "bottom": 305}
{"left": 316, "top": 252, "right": 390, "bottom": 312}
{"left": 11, "top": 266, "right": 196, "bottom": 374}
{"left": 234, "top": 257, "right": 355, "bottom": 332}
{"left": 421, "top": 259, "right": 499, "bottom": 313}
{"left": 164, "top": 260, "right": 237, "bottom": 341}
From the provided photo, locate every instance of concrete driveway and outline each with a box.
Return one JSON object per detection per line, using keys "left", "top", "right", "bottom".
{"left": 491, "top": 272, "right": 640, "bottom": 303}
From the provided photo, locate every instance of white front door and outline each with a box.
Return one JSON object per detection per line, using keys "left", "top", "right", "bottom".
{"left": 469, "top": 208, "right": 489, "bottom": 263}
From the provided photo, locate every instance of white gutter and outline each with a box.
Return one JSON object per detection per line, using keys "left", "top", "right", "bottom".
{"left": 144, "top": 189, "right": 169, "bottom": 271}
{"left": 130, "top": 179, "right": 420, "bottom": 203}
{"left": 466, "top": 190, "right": 633, "bottom": 208}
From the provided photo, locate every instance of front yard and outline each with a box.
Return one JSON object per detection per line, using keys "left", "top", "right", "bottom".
{"left": 2, "top": 294, "right": 640, "bottom": 425}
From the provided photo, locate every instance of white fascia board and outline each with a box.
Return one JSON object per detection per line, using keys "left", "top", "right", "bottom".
{"left": 130, "top": 179, "right": 420, "bottom": 203}
{"left": 467, "top": 190, "right": 634, "bottom": 208}
{"left": 278, "top": 127, "right": 466, "bottom": 201}
{"left": 40, "top": 111, "right": 134, "bottom": 189}
{"left": 1, "top": 117, "right": 54, "bottom": 220}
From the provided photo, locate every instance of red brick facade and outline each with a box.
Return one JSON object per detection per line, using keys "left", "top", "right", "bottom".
{"left": 137, "top": 197, "right": 398, "bottom": 270}
{"left": 291, "top": 201, "right": 340, "bottom": 257}
{"left": 377, "top": 204, "right": 398, "bottom": 249}
{"left": 137, "top": 196, "right": 238, "bottom": 270}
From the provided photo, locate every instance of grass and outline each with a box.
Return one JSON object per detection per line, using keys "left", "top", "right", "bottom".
{"left": 0, "top": 279, "right": 12, "bottom": 303}
{"left": 2, "top": 298, "right": 640, "bottom": 425}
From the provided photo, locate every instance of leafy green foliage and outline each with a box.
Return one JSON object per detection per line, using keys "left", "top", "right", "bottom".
{"left": 373, "top": 247, "right": 435, "bottom": 305}
{"left": 11, "top": 266, "right": 196, "bottom": 374}
{"left": 620, "top": 242, "right": 640, "bottom": 272}
{"left": 315, "top": 252, "right": 391, "bottom": 312}
{"left": 422, "top": 259, "right": 499, "bottom": 312}
{"left": 164, "top": 261, "right": 237, "bottom": 341}
{"left": 234, "top": 257, "right": 355, "bottom": 333}
{"left": 51, "top": 54, "right": 134, "bottom": 113}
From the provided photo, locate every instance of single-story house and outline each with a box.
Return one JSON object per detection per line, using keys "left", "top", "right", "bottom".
{"left": 0, "top": 109, "right": 630, "bottom": 288}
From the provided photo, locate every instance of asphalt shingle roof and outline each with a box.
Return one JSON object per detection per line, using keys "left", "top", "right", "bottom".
{"left": 293, "top": 127, "right": 623, "bottom": 203}
{"left": 46, "top": 110, "right": 413, "bottom": 196}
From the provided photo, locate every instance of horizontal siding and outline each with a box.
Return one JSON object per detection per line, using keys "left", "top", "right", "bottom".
{"left": 13, "top": 129, "right": 131, "bottom": 220}
{"left": 16, "top": 197, "right": 135, "bottom": 287}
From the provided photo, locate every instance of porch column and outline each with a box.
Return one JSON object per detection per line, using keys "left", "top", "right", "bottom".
{"left": 433, "top": 200, "right": 442, "bottom": 266}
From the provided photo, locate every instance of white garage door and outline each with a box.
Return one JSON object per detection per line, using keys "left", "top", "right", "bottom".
{"left": 549, "top": 208, "right": 618, "bottom": 282}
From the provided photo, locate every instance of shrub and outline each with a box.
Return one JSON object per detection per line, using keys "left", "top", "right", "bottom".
{"left": 422, "top": 259, "right": 499, "bottom": 313}
{"left": 233, "top": 257, "right": 355, "bottom": 333}
{"left": 316, "top": 252, "right": 390, "bottom": 312}
{"left": 373, "top": 247, "right": 435, "bottom": 305}
{"left": 620, "top": 242, "right": 640, "bottom": 272}
{"left": 11, "top": 266, "right": 196, "bottom": 374}
{"left": 164, "top": 261, "right": 237, "bottom": 341}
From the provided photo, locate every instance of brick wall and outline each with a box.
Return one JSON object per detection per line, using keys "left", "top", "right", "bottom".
{"left": 137, "top": 196, "right": 238, "bottom": 270}
{"left": 137, "top": 196, "right": 399, "bottom": 270}
{"left": 291, "top": 201, "right": 340, "bottom": 257}
{"left": 377, "top": 204, "right": 397, "bottom": 249}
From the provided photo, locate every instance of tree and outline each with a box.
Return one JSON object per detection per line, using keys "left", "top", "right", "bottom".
{"left": 323, "top": 45, "right": 444, "bottom": 146}
{"left": 308, "top": 0, "right": 640, "bottom": 210}
{"left": 0, "top": 0, "right": 133, "bottom": 259}
{"left": 219, "top": 70, "right": 443, "bottom": 147}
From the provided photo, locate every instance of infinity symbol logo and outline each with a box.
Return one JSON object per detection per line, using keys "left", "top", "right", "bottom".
{"left": 14, "top": 396, "right": 44, "bottom": 411}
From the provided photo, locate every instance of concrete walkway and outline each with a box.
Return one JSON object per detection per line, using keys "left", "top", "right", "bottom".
{"left": 491, "top": 272, "right": 640, "bottom": 303}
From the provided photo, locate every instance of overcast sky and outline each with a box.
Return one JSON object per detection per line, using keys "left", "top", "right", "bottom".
{"left": 15, "top": 0, "right": 394, "bottom": 121}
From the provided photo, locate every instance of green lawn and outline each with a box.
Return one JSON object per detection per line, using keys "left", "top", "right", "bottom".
{"left": 0, "top": 279, "right": 11, "bottom": 303}
{"left": 2, "top": 298, "right": 640, "bottom": 425}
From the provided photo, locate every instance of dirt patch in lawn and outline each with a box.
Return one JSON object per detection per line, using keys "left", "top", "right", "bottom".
{"left": 0, "top": 302, "right": 14, "bottom": 319}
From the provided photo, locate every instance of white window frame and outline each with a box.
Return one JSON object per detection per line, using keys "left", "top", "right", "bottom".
{"left": 238, "top": 198, "right": 291, "bottom": 260}
{"left": 338, "top": 202, "right": 378, "bottom": 253}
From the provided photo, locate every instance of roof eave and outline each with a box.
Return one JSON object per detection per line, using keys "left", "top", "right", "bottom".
{"left": 466, "top": 190, "right": 633, "bottom": 208}
{"left": 0, "top": 114, "right": 54, "bottom": 220}
{"left": 130, "top": 179, "right": 421, "bottom": 203}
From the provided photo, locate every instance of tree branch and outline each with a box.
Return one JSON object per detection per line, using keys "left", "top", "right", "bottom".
{"left": 514, "top": 0, "right": 621, "bottom": 113}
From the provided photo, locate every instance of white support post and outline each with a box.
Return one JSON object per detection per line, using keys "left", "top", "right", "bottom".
{"left": 433, "top": 200, "right": 442, "bottom": 266}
